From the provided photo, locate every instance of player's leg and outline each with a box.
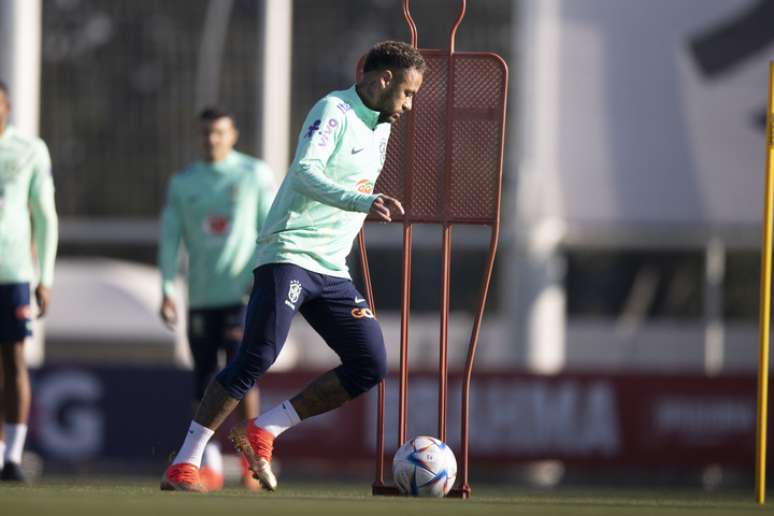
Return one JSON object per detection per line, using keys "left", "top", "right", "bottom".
{"left": 0, "top": 283, "right": 33, "bottom": 482}
{"left": 0, "top": 358, "right": 5, "bottom": 473}
{"left": 225, "top": 265, "right": 322, "bottom": 491}
{"left": 0, "top": 341, "right": 30, "bottom": 482}
{"left": 293, "top": 279, "right": 386, "bottom": 418}
{"left": 221, "top": 304, "right": 260, "bottom": 422}
{"left": 0, "top": 359, "right": 4, "bottom": 470}
{"left": 186, "top": 308, "right": 223, "bottom": 491}
{"left": 240, "top": 278, "right": 386, "bottom": 486}
{"left": 162, "top": 264, "right": 310, "bottom": 492}
{"left": 222, "top": 305, "right": 261, "bottom": 490}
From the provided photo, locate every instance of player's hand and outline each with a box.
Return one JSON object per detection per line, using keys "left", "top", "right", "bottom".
{"left": 35, "top": 285, "right": 51, "bottom": 318}
{"left": 369, "top": 195, "right": 404, "bottom": 222}
{"left": 160, "top": 295, "right": 178, "bottom": 329}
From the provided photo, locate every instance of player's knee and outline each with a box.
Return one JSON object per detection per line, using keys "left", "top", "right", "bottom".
{"left": 364, "top": 341, "right": 388, "bottom": 389}
{"left": 343, "top": 354, "right": 387, "bottom": 397}
{"left": 215, "top": 367, "right": 255, "bottom": 400}
{"left": 215, "top": 344, "right": 276, "bottom": 399}
{"left": 371, "top": 353, "right": 388, "bottom": 385}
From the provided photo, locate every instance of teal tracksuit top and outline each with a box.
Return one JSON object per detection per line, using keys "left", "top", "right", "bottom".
{"left": 0, "top": 126, "right": 58, "bottom": 287}
{"left": 158, "top": 151, "right": 274, "bottom": 308}
{"left": 255, "top": 85, "right": 390, "bottom": 278}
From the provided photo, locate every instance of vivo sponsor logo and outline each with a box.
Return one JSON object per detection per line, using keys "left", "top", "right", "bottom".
{"left": 653, "top": 397, "right": 754, "bottom": 437}
{"left": 317, "top": 119, "right": 338, "bottom": 147}
{"left": 373, "top": 378, "right": 620, "bottom": 457}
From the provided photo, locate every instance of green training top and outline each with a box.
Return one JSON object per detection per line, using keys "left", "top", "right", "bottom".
{"left": 159, "top": 151, "right": 274, "bottom": 308}
{"left": 0, "top": 126, "right": 58, "bottom": 287}
{"left": 255, "top": 85, "right": 389, "bottom": 278}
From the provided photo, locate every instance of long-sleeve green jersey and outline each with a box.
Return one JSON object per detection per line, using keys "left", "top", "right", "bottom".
{"left": 255, "top": 85, "right": 389, "bottom": 278}
{"left": 158, "top": 151, "right": 274, "bottom": 308}
{"left": 0, "top": 126, "right": 58, "bottom": 287}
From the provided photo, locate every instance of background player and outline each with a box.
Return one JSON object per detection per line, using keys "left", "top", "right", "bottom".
{"left": 158, "top": 107, "right": 274, "bottom": 491}
{"left": 161, "top": 41, "right": 425, "bottom": 492}
{"left": 0, "top": 80, "right": 58, "bottom": 482}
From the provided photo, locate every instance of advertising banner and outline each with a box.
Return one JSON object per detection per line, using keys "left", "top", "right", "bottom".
{"left": 26, "top": 366, "right": 757, "bottom": 468}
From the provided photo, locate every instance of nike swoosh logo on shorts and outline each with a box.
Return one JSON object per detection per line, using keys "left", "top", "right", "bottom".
{"left": 354, "top": 297, "right": 366, "bottom": 304}
{"left": 351, "top": 147, "right": 365, "bottom": 154}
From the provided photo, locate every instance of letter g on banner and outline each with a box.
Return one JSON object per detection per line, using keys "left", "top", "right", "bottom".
{"left": 37, "top": 370, "right": 104, "bottom": 460}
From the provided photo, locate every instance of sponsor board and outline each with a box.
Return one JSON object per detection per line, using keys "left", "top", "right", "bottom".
{"left": 25, "top": 367, "right": 758, "bottom": 466}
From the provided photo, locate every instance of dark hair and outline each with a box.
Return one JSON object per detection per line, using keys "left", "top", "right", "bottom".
{"left": 363, "top": 41, "right": 426, "bottom": 74}
{"left": 0, "top": 80, "right": 8, "bottom": 96}
{"left": 199, "top": 106, "right": 237, "bottom": 127}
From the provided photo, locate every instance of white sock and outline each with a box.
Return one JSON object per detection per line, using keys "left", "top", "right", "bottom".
{"left": 0, "top": 441, "right": 5, "bottom": 469}
{"left": 201, "top": 442, "right": 223, "bottom": 473}
{"left": 4, "top": 424, "right": 28, "bottom": 465}
{"left": 253, "top": 400, "right": 301, "bottom": 438}
{"left": 172, "top": 421, "right": 214, "bottom": 467}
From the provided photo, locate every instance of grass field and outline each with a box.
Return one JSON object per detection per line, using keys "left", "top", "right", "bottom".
{"left": 0, "top": 481, "right": 772, "bottom": 516}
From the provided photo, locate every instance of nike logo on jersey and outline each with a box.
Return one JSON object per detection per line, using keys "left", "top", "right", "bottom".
{"left": 351, "top": 147, "right": 365, "bottom": 154}
{"left": 354, "top": 296, "right": 366, "bottom": 304}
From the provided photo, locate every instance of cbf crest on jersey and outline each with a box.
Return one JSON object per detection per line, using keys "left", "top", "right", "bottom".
{"left": 285, "top": 279, "right": 302, "bottom": 310}
{"left": 379, "top": 140, "right": 388, "bottom": 167}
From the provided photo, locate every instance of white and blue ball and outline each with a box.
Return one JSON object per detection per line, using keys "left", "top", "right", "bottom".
{"left": 392, "top": 435, "right": 457, "bottom": 497}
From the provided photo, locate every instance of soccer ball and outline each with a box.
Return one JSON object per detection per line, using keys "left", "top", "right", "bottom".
{"left": 392, "top": 435, "right": 457, "bottom": 497}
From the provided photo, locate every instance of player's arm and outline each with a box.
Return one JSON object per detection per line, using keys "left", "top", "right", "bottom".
{"left": 288, "top": 99, "right": 379, "bottom": 213}
{"left": 28, "top": 141, "right": 58, "bottom": 317}
{"left": 158, "top": 178, "right": 182, "bottom": 327}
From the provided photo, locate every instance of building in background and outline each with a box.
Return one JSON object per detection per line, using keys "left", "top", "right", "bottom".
{"left": 513, "top": 0, "right": 770, "bottom": 373}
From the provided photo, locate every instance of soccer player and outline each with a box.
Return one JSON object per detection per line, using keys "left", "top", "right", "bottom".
{"left": 158, "top": 107, "right": 275, "bottom": 491}
{"left": 161, "top": 41, "right": 425, "bottom": 492}
{"left": 0, "top": 80, "right": 58, "bottom": 482}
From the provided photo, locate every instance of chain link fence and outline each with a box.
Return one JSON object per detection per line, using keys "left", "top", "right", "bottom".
{"left": 40, "top": 0, "right": 513, "bottom": 221}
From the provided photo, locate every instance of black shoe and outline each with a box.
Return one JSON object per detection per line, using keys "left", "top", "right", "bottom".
{"left": 1, "top": 462, "right": 27, "bottom": 482}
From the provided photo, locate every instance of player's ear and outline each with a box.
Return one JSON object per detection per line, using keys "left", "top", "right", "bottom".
{"left": 379, "top": 69, "right": 394, "bottom": 89}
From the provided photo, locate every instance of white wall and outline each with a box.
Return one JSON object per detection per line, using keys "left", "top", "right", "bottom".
{"left": 510, "top": 0, "right": 771, "bottom": 372}
{"left": 518, "top": 0, "right": 771, "bottom": 235}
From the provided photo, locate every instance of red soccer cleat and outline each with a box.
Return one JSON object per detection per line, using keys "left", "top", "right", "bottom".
{"left": 199, "top": 465, "right": 224, "bottom": 492}
{"left": 160, "top": 462, "right": 207, "bottom": 492}
{"left": 229, "top": 420, "right": 277, "bottom": 491}
{"left": 240, "top": 454, "right": 262, "bottom": 491}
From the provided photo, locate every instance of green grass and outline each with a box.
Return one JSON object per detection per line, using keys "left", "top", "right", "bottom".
{"left": 0, "top": 481, "right": 771, "bottom": 516}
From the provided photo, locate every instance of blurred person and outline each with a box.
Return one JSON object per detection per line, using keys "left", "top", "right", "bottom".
{"left": 0, "top": 80, "right": 58, "bottom": 482}
{"left": 161, "top": 41, "right": 425, "bottom": 492}
{"left": 158, "top": 107, "right": 275, "bottom": 491}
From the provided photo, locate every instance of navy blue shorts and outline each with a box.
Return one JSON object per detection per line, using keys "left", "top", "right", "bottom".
{"left": 0, "top": 283, "right": 32, "bottom": 344}
{"left": 187, "top": 304, "right": 246, "bottom": 400}
{"left": 217, "top": 263, "right": 386, "bottom": 400}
